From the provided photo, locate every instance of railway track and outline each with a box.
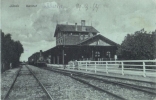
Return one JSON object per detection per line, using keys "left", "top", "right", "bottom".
{"left": 3, "top": 65, "right": 53, "bottom": 100}
{"left": 41, "top": 67, "right": 126, "bottom": 100}
{"left": 57, "top": 68, "right": 156, "bottom": 84}
{"left": 41, "top": 67, "right": 156, "bottom": 100}
{"left": 83, "top": 74, "right": 156, "bottom": 94}
{"left": 28, "top": 65, "right": 124, "bottom": 100}
{"left": 53, "top": 68, "right": 156, "bottom": 88}
{"left": 59, "top": 68, "right": 156, "bottom": 94}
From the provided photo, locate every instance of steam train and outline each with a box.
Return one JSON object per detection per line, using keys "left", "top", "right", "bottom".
{"left": 28, "top": 50, "right": 47, "bottom": 67}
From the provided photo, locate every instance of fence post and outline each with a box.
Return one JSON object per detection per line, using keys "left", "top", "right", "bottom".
{"left": 79, "top": 62, "right": 81, "bottom": 70}
{"left": 95, "top": 62, "right": 97, "bottom": 73}
{"left": 86, "top": 62, "right": 87, "bottom": 71}
{"left": 143, "top": 62, "right": 146, "bottom": 77}
{"left": 77, "top": 62, "right": 79, "bottom": 70}
{"left": 106, "top": 62, "right": 108, "bottom": 74}
{"left": 122, "top": 62, "right": 124, "bottom": 75}
{"left": 73, "top": 62, "right": 74, "bottom": 70}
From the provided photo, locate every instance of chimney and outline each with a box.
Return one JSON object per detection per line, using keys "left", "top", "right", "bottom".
{"left": 75, "top": 23, "right": 77, "bottom": 31}
{"left": 66, "top": 22, "right": 68, "bottom": 25}
{"left": 40, "top": 50, "right": 42, "bottom": 57}
{"left": 81, "top": 20, "right": 86, "bottom": 31}
{"left": 81, "top": 20, "right": 85, "bottom": 26}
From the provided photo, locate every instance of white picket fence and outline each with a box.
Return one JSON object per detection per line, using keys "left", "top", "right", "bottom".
{"left": 67, "top": 60, "right": 156, "bottom": 77}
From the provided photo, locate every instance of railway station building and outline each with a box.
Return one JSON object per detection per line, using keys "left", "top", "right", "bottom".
{"left": 28, "top": 20, "right": 119, "bottom": 64}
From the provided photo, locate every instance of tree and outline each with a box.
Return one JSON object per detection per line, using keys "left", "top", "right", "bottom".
{"left": 117, "top": 29, "right": 156, "bottom": 60}
{"left": 11, "top": 41, "right": 24, "bottom": 67}
{"left": 1, "top": 31, "right": 24, "bottom": 72}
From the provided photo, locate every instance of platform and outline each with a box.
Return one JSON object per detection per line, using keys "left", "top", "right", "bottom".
{"left": 47, "top": 64, "right": 156, "bottom": 83}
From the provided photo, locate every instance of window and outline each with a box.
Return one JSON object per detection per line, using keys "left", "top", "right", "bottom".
{"left": 97, "top": 40, "right": 100, "bottom": 45}
{"left": 80, "top": 35, "right": 83, "bottom": 40}
{"left": 95, "top": 51, "right": 100, "bottom": 57}
{"left": 58, "top": 32, "right": 60, "bottom": 37}
{"left": 106, "top": 51, "right": 111, "bottom": 58}
{"left": 89, "top": 32, "right": 93, "bottom": 37}
{"left": 84, "top": 35, "right": 88, "bottom": 39}
{"left": 71, "top": 33, "right": 72, "bottom": 35}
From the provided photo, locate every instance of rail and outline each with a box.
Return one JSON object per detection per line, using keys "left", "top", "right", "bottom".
{"left": 67, "top": 60, "right": 156, "bottom": 77}
{"left": 3, "top": 67, "right": 22, "bottom": 100}
{"left": 3, "top": 65, "right": 53, "bottom": 100}
{"left": 44, "top": 67, "right": 126, "bottom": 100}
{"left": 26, "top": 66, "right": 53, "bottom": 100}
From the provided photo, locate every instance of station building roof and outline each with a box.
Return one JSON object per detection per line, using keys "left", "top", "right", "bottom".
{"left": 54, "top": 24, "right": 99, "bottom": 37}
{"left": 77, "top": 34, "right": 119, "bottom": 46}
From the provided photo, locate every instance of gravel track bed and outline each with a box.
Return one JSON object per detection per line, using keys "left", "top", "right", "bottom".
{"left": 28, "top": 65, "right": 121, "bottom": 100}
{"left": 75, "top": 76, "right": 156, "bottom": 100}
{"left": 55, "top": 68, "right": 156, "bottom": 88}
{"left": 7, "top": 66, "right": 49, "bottom": 100}
{"left": 1, "top": 68, "right": 20, "bottom": 99}
{"left": 95, "top": 76, "right": 156, "bottom": 88}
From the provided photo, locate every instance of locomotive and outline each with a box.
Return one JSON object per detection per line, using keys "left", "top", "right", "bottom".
{"left": 28, "top": 50, "right": 47, "bottom": 67}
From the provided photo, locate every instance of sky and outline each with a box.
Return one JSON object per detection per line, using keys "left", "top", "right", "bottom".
{"left": 1, "top": 0, "right": 156, "bottom": 61}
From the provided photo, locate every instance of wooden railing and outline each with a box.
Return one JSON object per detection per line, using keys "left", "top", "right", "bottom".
{"left": 67, "top": 60, "right": 156, "bottom": 77}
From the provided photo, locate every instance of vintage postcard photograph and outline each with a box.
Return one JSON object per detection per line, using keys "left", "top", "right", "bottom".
{"left": 1, "top": 0, "right": 156, "bottom": 100}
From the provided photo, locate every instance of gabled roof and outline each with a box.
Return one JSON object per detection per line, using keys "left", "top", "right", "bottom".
{"left": 54, "top": 24, "right": 99, "bottom": 37}
{"left": 77, "top": 34, "right": 119, "bottom": 46}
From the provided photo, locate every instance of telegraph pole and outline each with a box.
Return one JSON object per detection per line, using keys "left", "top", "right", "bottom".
{"left": 62, "top": 49, "right": 64, "bottom": 65}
